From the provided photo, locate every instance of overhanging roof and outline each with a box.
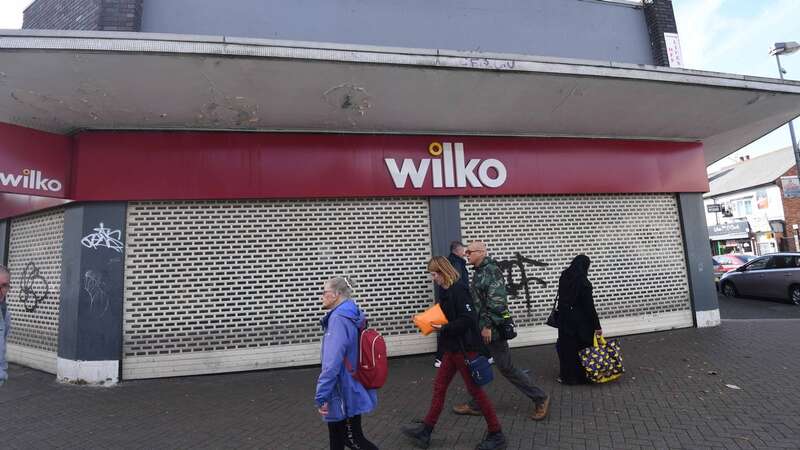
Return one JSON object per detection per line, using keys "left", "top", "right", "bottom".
{"left": 1, "top": 30, "right": 800, "bottom": 165}
{"left": 705, "top": 146, "right": 795, "bottom": 198}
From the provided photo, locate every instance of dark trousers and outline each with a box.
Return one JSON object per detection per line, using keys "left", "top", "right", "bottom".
{"left": 424, "top": 351, "right": 501, "bottom": 433}
{"left": 327, "top": 415, "right": 378, "bottom": 450}
{"left": 557, "top": 330, "right": 590, "bottom": 385}
{"left": 468, "top": 337, "right": 548, "bottom": 409}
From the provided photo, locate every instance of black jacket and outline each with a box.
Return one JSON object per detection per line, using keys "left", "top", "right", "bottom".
{"left": 558, "top": 278, "right": 601, "bottom": 344}
{"left": 448, "top": 253, "right": 469, "bottom": 288}
{"left": 437, "top": 282, "right": 482, "bottom": 353}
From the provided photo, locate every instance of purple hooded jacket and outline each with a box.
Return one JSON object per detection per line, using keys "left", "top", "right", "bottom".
{"left": 314, "top": 299, "right": 378, "bottom": 422}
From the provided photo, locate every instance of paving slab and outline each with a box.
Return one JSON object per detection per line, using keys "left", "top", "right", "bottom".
{"left": 2, "top": 294, "right": 800, "bottom": 449}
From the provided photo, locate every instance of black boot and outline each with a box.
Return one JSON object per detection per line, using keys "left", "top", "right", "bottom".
{"left": 401, "top": 423, "right": 432, "bottom": 449}
{"left": 476, "top": 431, "right": 507, "bottom": 450}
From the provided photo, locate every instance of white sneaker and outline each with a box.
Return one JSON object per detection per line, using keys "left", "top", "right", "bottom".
{"left": 488, "top": 357, "right": 495, "bottom": 365}
{"left": 434, "top": 359, "right": 442, "bottom": 368}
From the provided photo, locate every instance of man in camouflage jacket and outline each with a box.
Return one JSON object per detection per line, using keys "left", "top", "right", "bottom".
{"left": 470, "top": 251, "right": 511, "bottom": 341}
{"left": 452, "top": 241, "right": 550, "bottom": 421}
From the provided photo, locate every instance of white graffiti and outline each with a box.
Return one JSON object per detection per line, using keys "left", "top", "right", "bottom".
{"left": 83, "top": 270, "right": 109, "bottom": 317}
{"left": 81, "top": 222, "right": 124, "bottom": 253}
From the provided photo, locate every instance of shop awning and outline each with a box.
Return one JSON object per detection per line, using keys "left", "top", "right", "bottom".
{"left": 1, "top": 30, "right": 800, "bottom": 165}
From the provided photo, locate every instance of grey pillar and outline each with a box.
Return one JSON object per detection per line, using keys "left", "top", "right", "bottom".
{"left": 429, "top": 197, "right": 463, "bottom": 256}
{"left": 58, "top": 202, "right": 127, "bottom": 384}
{"left": 0, "top": 220, "right": 8, "bottom": 266}
{"left": 677, "top": 193, "right": 719, "bottom": 327}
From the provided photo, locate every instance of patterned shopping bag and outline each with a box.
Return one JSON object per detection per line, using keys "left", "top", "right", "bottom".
{"left": 578, "top": 335, "right": 625, "bottom": 383}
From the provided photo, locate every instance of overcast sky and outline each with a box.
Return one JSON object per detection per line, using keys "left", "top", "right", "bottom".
{"left": 0, "top": 0, "right": 798, "bottom": 171}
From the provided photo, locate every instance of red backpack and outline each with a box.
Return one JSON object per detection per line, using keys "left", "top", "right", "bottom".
{"left": 345, "top": 325, "right": 388, "bottom": 389}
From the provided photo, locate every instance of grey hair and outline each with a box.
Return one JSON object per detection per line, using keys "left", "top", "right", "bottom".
{"left": 0, "top": 265, "right": 8, "bottom": 277}
{"left": 326, "top": 276, "right": 354, "bottom": 298}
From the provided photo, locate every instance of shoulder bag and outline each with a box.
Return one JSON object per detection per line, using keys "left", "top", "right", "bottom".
{"left": 545, "top": 293, "right": 559, "bottom": 328}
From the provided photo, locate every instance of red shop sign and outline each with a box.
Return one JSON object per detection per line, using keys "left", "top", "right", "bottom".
{"left": 71, "top": 132, "right": 708, "bottom": 201}
{"left": 0, "top": 123, "right": 72, "bottom": 199}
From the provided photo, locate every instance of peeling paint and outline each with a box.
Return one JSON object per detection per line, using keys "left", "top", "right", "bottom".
{"left": 194, "top": 68, "right": 260, "bottom": 127}
{"left": 323, "top": 83, "right": 372, "bottom": 124}
{"left": 745, "top": 94, "right": 763, "bottom": 106}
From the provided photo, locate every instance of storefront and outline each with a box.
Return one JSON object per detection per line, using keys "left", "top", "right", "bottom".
{"left": 708, "top": 220, "right": 753, "bottom": 255}
{"left": 2, "top": 31, "right": 800, "bottom": 382}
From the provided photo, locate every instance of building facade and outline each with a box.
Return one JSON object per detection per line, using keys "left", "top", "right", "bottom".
{"left": 1, "top": 0, "right": 798, "bottom": 383}
{"left": 705, "top": 148, "right": 800, "bottom": 255}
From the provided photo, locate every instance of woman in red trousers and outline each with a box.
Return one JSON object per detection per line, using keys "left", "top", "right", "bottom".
{"left": 401, "top": 256, "right": 507, "bottom": 450}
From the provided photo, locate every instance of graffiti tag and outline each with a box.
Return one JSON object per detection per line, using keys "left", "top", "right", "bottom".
{"left": 83, "top": 270, "right": 109, "bottom": 317}
{"left": 81, "top": 222, "right": 124, "bottom": 253}
{"left": 496, "top": 252, "right": 548, "bottom": 310}
{"left": 19, "top": 262, "right": 49, "bottom": 312}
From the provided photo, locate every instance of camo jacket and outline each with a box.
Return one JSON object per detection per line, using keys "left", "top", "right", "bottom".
{"left": 470, "top": 257, "right": 510, "bottom": 337}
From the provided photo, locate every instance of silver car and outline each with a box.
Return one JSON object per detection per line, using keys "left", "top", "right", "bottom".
{"left": 720, "top": 252, "right": 800, "bottom": 305}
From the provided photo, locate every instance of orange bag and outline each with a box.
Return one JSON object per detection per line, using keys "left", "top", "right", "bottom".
{"left": 413, "top": 303, "right": 448, "bottom": 335}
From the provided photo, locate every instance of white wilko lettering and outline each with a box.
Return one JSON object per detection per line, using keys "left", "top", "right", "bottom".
{"left": 384, "top": 143, "right": 507, "bottom": 189}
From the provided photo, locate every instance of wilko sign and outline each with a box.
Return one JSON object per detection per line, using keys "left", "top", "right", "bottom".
{"left": 385, "top": 142, "right": 507, "bottom": 189}
{"left": 0, "top": 123, "right": 72, "bottom": 200}
{"left": 0, "top": 169, "right": 63, "bottom": 193}
{"left": 69, "top": 132, "right": 709, "bottom": 201}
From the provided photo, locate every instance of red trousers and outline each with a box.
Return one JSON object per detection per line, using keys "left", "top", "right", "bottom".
{"left": 423, "top": 351, "right": 501, "bottom": 433}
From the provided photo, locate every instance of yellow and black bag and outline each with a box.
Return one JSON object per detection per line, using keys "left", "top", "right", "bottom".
{"left": 578, "top": 335, "right": 624, "bottom": 383}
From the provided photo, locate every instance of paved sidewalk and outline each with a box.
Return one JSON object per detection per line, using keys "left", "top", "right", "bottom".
{"left": 3, "top": 303, "right": 800, "bottom": 449}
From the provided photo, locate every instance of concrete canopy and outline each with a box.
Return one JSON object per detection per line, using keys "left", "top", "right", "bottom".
{"left": 1, "top": 30, "right": 800, "bottom": 165}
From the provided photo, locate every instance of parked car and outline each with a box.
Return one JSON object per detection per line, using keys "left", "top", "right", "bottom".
{"left": 719, "top": 253, "right": 800, "bottom": 305}
{"left": 712, "top": 254, "right": 755, "bottom": 286}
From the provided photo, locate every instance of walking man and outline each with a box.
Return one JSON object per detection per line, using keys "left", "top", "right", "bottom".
{"left": 0, "top": 265, "right": 11, "bottom": 387}
{"left": 446, "top": 241, "right": 469, "bottom": 288}
{"left": 452, "top": 241, "right": 550, "bottom": 420}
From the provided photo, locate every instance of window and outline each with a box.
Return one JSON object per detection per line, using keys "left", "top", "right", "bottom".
{"left": 730, "top": 197, "right": 753, "bottom": 217}
{"left": 766, "top": 255, "right": 798, "bottom": 269}
{"left": 745, "top": 257, "right": 768, "bottom": 271}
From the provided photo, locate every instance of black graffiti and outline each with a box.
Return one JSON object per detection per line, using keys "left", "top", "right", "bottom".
{"left": 19, "top": 262, "right": 49, "bottom": 313}
{"left": 497, "top": 252, "right": 548, "bottom": 310}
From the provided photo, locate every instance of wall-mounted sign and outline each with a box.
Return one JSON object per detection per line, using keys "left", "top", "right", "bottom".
{"left": 756, "top": 189, "right": 769, "bottom": 209}
{"left": 706, "top": 204, "right": 722, "bottom": 213}
{"left": 782, "top": 176, "right": 800, "bottom": 198}
{"left": 0, "top": 123, "right": 71, "bottom": 199}
{"left": 69, "top": 132, "right": 708, "bottom": 201}
{"left": 664, "top": 32, "right": 684, "bottom": 68}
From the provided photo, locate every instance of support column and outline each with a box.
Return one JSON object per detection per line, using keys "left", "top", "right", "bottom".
{"left": 58, "top": 202, "right": 127, "bottom": 385}
{"left": 677, "top": 193, "right": 720, "bottom": 327}
{"left": 429, "top": 197, "right": 463, "bottom": 256}
{"left": 0, "top": 220, "right": 9, "bottom": 265}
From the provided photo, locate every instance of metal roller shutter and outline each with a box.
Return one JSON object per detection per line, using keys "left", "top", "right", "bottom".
{"left": 460, "top": 194, "right": 693, "bottom": 346}
{"left": 6, "top": 208, "right": 65, "bottom": 374}
{"left": 123, "top": 198, "right": 434, "bottom": 379}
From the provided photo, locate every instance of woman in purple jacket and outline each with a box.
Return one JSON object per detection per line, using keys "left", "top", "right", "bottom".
{"left": 315, "top": 277, "right": 378, "bottom": 450}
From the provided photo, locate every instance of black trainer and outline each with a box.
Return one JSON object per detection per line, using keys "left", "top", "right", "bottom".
{"left": 476, "top": 431, "right": 507, "bottom": 450}
{"left": 401, "top": 423, "right": 432, "bottom": 449}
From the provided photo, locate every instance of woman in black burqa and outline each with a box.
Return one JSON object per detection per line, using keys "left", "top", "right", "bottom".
{"left": 556, "top": 254, "right": 602, "bottom": 385}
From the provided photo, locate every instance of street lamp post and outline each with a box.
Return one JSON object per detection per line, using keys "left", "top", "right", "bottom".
{"left": 770, "top": 42, "right": 800, "bottom": 179}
